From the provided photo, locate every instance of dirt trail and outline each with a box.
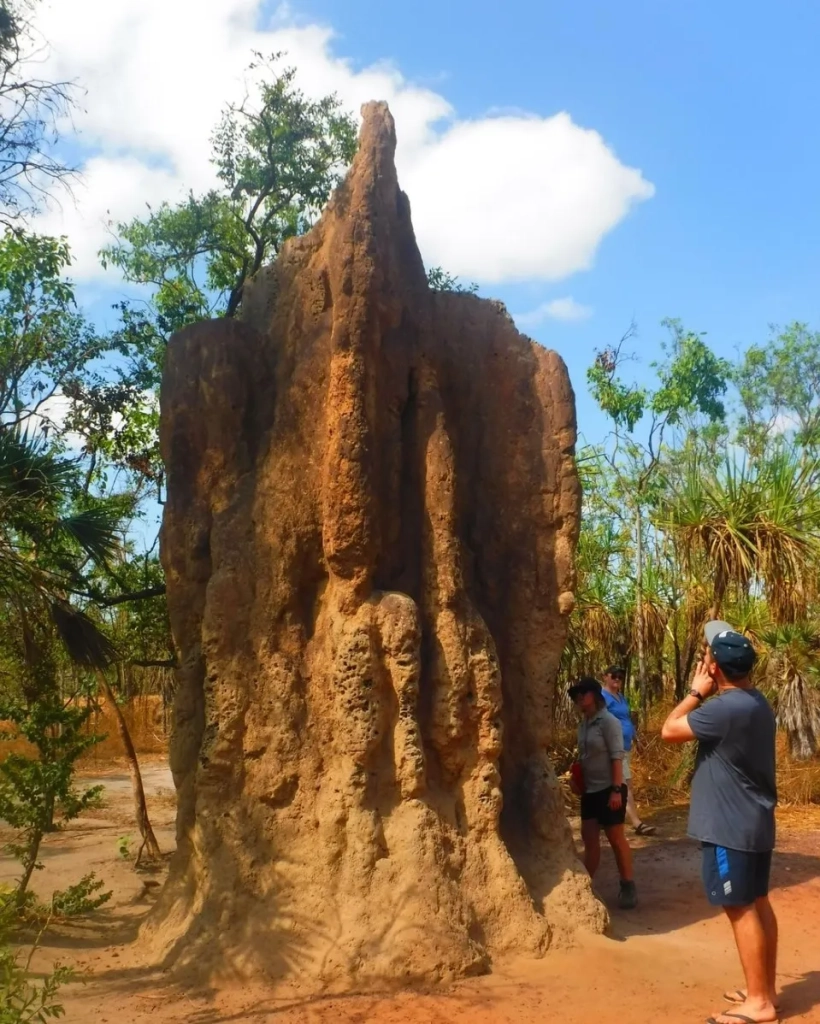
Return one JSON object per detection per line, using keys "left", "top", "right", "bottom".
{"left": 3, "top": 761, "right": 818, "bottom": 1024}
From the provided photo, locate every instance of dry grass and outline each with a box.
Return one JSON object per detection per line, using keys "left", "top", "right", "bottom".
{"left": 0, "top": 694, "right": 169, "bottom": 762}
{"left": 555, "top": 707, "right": 820, "bottom": 809}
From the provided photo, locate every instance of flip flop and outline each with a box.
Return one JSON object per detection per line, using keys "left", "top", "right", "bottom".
{"left": 634, "top": 822, "right": 656, "bottom": 836}
{"left": 724, "top": 991, "right": 781, "bottom": 1012}
{"left": 707, "top": 1014, "right": 779, "bottom": 1024}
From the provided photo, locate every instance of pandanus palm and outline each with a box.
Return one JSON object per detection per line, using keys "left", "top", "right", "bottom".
{"left": 661, "top": 449, "right": 820, "bottom": 622}
{"left": 757, "top": 622, "right": 820, "bottom": 760}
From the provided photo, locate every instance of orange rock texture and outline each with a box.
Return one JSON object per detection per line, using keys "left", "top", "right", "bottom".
{"left": 149, "top": 101, "right": 605, "bottom": 989}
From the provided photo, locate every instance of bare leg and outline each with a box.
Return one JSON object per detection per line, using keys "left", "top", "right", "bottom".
{"left": 581, "top": 819, "right": 601, "bottom": 878}
{"left": 714, "top": 904, "right": 778, "bottom": 1023}
{"left": 726, "top": 898, "right": 780, "bottom": 1008}
{"left": 603, "top": 824, "right": 633, "bottom": 881}
{"left": 756, "top": 896, "right": 779, "bottom": 1003}
{"left": 625, "top": 786, "right": 641, "bottom": 828}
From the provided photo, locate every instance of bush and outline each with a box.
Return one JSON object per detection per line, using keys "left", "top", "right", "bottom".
{"left": 49, "top": 875, "right": 110, "bottom": 918}
{"left": 0, "top": 891, "right": 73, "bottom": 1024}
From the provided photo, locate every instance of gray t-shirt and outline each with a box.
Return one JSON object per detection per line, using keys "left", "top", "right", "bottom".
{"left": 578, "top": 708, "right": 624, "bottom": 794}
{"left": 687, "top": 687, "right": 777, "bottom": 853}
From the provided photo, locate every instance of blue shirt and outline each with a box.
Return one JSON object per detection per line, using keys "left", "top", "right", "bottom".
{"left": 602, "top": 689, "right": 635, "bottom": 751}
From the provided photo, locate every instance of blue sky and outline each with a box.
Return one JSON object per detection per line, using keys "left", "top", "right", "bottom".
{"left": 281, "top": 0, "right": 820, "bottom": 443}
{"left": 34, "top": 0, "right": 820, "bottom": 453}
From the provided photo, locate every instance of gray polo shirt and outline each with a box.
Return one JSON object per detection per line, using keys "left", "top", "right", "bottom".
{"left": 578, "top": 708, "right": 624, "bottom": 793}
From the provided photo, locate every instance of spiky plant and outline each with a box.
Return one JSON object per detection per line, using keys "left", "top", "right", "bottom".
{"left": 663, "top": 450, "right": 820, "bottom": 619}
{"left": 757, "top": 622, "right": 820, "bottom": 760}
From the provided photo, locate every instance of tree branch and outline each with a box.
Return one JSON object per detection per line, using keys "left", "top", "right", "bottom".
{"left": 92, "top": 585, "right": 166, "bottom": 607}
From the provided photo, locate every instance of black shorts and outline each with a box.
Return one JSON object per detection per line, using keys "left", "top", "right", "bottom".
{"left": 580, "top": 785, "right": 627, "bottom": 828}
{"left": 701, "top": 843, "right": 772, "bottom": 906}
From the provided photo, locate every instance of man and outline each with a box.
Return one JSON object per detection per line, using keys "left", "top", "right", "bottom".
{"left": 601, "top": 666, "right": 656, "bottom": 836}
{"left": 661, "top": 622, "right": 778, "bottom": 1024}
{"left": 568, "top": 677, "right": 637, "bottom": 910}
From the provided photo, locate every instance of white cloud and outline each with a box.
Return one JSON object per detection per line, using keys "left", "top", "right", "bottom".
{"left": 32, "top": 0, "right": 654, "bottom": 285}
{"left": 515, "top": 296, "right": 593, "bottom": 327}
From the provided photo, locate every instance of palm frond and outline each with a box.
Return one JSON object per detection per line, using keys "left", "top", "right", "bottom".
{"left": 50, "top": 601, "right": 119, "bottom": 669}
{"left": 776, "top": 671, "right": 820, "bottom": 760}
{"left": 54, "top": 506, "right": 122, "bottom": 565}
{"left": 0, "top": 426, "right": 73, "bottom": 510}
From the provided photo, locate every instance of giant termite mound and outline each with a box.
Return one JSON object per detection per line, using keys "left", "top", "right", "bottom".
{"left": 148, "top": 101, "right": 605, "bottom": 990}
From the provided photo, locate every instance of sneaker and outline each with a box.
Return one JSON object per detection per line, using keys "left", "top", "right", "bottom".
{"left": 618, "top": 880, "right": 638, "bottom": 909}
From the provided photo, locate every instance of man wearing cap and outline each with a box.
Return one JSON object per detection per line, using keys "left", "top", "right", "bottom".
{"left": 661, "top": 622, "right": 778, "bottom": 1024}
{"left": 601, "top": 666, "right": 656, "bottom": 836}
{"left": 568, "top": 676, "right": 638, "bottom": 910}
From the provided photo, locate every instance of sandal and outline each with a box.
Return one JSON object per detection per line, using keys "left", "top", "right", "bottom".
{"left": 707, "top": 1016, "right": 779, "bottom": 1023}
{"left": 634, "top": 822, "right": 656, "bottom": 836}
{"left": 724, "top": 991, "right": 781, "bottom": 1012}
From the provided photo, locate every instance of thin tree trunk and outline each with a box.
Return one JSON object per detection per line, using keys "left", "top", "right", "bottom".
{"left": 96, "top": 670, "right": 161, "bottom": 864}
{"left": 16, "top": 829, "right": 44, "bottom": 905}
{"left": 635, "top": 504, "right": 649, "bottom": 726}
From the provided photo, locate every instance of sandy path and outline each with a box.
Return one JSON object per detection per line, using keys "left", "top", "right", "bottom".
{"left": 3, "top": 763, "right": 817, "bottom": 1024}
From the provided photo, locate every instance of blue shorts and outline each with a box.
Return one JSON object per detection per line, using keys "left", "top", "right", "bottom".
{"left": 701, "top": 843, "right": 772, "bottom": 906}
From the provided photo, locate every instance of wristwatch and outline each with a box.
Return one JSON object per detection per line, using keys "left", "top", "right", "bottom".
{"left": 689, "top": 688, "right": 705, "bottom": 702}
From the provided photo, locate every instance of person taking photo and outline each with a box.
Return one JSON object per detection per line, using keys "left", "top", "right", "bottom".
{"left": 661, "top": 621, "right": 778, "bottom": 1024}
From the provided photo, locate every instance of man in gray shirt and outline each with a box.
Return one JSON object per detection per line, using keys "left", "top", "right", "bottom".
{"left": 662, "top": 621, "right": 778, "bottom": 1024}
{"left": 569, "top": 677, "right": 637, "bottom": 910}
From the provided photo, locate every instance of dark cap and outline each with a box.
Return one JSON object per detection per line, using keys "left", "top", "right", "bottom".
{"left": 604, "top": 665, "right": 626, "bottom": 679}
{"left": 568, "top": 677, "right": 603, "bottom": 700}
{"left": 704, "top": 620, "right": 756, "bottom": 679}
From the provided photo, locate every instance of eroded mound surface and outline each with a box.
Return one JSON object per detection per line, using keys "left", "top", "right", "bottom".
{"left": 150, "top": 101, "right": 604, "bottom": 989}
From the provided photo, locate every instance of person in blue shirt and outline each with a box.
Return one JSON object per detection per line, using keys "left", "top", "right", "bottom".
{"left": 601, "top": 666, "right": 656, "bottom": 836}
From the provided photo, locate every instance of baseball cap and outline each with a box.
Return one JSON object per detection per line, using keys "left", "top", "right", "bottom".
{"left": 704, "top": 620, "right": 756, "bottom": 679}
{"left": 568, "top": 677, "right": 603, "bottom": 700}
{"left": 604, "top": 665, "right": 626, "bottom": 679}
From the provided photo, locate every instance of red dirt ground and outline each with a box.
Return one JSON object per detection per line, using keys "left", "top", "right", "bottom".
{"left": 4, "top": 761, "right": 819, "bottom": 1024}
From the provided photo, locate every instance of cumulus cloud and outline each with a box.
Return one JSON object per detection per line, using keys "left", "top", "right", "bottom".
{"left": 32, "top": 0, "right": 654, "bottom": 285}
{"left": 514, "top": 296, "right": 593, "bottom": 327}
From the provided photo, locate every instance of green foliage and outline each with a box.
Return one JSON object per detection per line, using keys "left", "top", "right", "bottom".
{"left": 0, "top": 887, "right": 74, "bottom": 1023}
{"left": 587, "top": 320, "right": 730, "bottom": 440}
{"left": 734, "top": 322, "right": 820, "bottom": 455}
{"left": 49, "top": 875, "right": 110, "bottom": 918}
{"left": 0, "top": 233, "right": 113, "bottom": 435}
{"left": 0, "top": 696, "right": 104, "bottom": 904}
{"left": 587, "top": 349, "right": 646, "bottom": 432}
{"left": 426, "top": 266, "right": 479, "bottom": 294}
{"left": 649, "top": 320, "right": 730, "bottom": 426}
{"left": 117, "top": 835, "right": 132, "bottom": 860}
{"left": 101, "top": 55, "right": 358, "bottom": 378}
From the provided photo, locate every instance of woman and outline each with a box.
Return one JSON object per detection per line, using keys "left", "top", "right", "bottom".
{"left": 569, "top": 676, "right": 637, "bottom": 909}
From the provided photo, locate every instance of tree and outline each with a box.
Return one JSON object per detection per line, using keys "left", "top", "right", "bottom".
{"left": 101, "top": 56, "right": 357, "bottom": 359}
{"left": 757, "top": 622, "right": 820, "bottom": 760}
{"left": 0, "top": 232, "right": 113, "bottom": 435}
{"left": 0, "top": 0, "right": 75, "bottom": 223}
{"left": 426, "top": 266, "right": 478, "bottom": 294}
{"left": 663, "top": 449, "right": 820, "bottom": 623}
{"left": 0, "top": 695, "right": 104, "bottom": 903}
{"left": 734, "top": 323, "right": 820, "bottom": 457}
{"left": 585, "top": 320, "right": 730, "bottom": 720}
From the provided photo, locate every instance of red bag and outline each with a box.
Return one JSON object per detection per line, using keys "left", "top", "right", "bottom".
{"left": 570, "top": 761, "right": 584, "bottom": 793}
